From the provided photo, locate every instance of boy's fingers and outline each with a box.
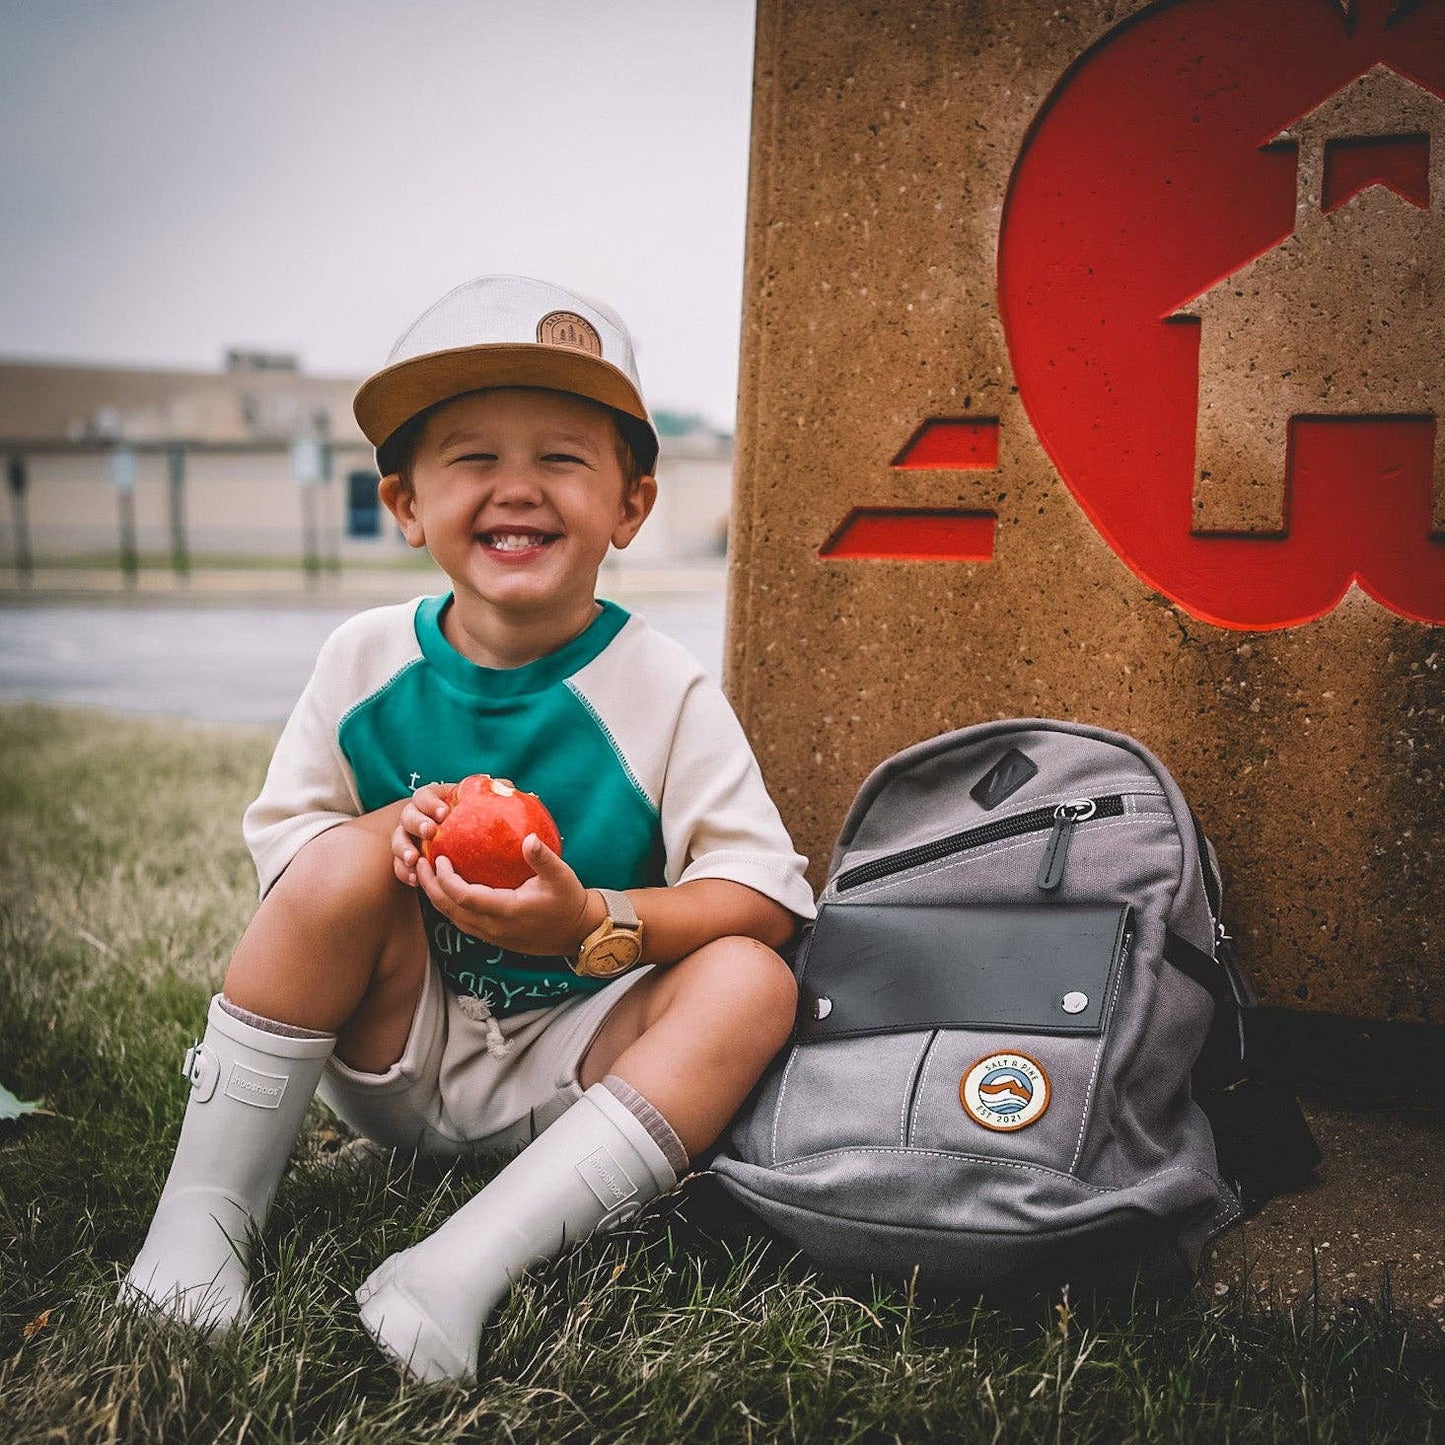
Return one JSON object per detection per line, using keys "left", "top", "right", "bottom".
{"left": 401, "top": 804, "right": 436, "bottom": 840}
{"left": 523, "top": 834, "right": 570, "bottom": 881}
{"left": 414, "top": 785, "right": 450, "bottom": 820}
{"left": 431, "top": 854, "right": 510, "bottom": 912}
{"left": 417, "top": 859, "right": 472, "bottom": 924}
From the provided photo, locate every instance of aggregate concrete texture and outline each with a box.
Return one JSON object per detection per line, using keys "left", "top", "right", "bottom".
{"left": 729, "top": 0, "right": 1444, "bottom": 1023}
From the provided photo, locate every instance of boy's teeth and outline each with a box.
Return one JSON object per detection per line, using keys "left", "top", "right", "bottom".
{"left": 486, "top": 533, "right": 547, "bottom": 551}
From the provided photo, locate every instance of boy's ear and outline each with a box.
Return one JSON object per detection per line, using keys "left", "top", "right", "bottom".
{"left": 379, "top": 473, "right": 426, "bottom": 548}
{"left": 611, "top": 474, "right": 658, "bottom": 550}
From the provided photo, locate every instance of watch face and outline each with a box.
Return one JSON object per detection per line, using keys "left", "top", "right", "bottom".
{"left": 585, "top": 934, "right": 642, "bottom": 978}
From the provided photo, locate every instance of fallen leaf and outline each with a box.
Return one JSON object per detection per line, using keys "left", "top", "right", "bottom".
{"left": 23, "top": 1309, "right": 51, "bottom": 1339}
{"left": 0, "top": 1082, "right": 52, "bottom": 1121}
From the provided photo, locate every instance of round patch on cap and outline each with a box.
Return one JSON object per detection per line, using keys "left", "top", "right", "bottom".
{"left": 960, "top": 1052, "right": 1051, "bottom": 1132}
{"left": 537, "top": 310, "right": 603, "bottom": 357}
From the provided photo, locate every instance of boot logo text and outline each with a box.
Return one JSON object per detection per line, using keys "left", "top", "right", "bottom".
{"left": 576, "top": 1146, "right": 637, "bottom": 1208}
{"left": 225, "top": 1064, "right": 288, "bottom": 1110}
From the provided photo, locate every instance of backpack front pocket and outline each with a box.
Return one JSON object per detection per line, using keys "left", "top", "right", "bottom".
{"left": 790, "top": 902, "right": 1134, "bottom": 1174}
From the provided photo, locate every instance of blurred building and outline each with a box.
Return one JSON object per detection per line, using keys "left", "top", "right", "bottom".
{"left": 0, "top": 353, "right": 732, "bottom": 566}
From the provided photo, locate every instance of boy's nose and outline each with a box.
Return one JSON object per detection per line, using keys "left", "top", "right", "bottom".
{"left": 488, "top": 464, "right": 545, "bottom": 501}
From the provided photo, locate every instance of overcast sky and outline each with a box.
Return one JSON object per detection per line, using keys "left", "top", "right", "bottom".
{"left": 0, "top": 0, "right": 756, "bottom": 428}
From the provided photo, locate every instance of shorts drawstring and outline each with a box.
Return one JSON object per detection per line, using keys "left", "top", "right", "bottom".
{"left": 457, "top": 993, "right": 513, "bottom": 1059}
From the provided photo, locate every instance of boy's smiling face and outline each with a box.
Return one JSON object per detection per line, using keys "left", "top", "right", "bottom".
{"left": 380, "top": 387, "right": 656, "bottom": 664}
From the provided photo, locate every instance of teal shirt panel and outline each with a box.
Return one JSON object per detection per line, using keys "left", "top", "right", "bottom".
{"left": 336, "top": 597, "right": 665, "bottom": 1016}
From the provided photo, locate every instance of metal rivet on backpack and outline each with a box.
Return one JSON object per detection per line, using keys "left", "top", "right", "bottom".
{"left": 813, "top": 997, "right": 833, "bottom": 1020}
{"left": 1061, "top": 992, "right": 1089, "bottom": 1014}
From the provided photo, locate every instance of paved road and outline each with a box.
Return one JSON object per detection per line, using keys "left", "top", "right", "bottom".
{"left": 0, "top": 596, "right": 725, "bottom": 725}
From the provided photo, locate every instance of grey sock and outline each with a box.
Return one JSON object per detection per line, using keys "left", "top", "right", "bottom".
{"left": 602, "top": 1074, "right": 690, "bottom": 1175}
{"left": 218, "top": 993, "right": 332, "bottom": 1041}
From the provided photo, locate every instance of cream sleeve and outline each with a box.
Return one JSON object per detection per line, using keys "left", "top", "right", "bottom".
{"left": 242, "top": 625, "right": 368, "bottom": 897}
{"left": 657, "top": 671, "right": 817, "bottom": 922}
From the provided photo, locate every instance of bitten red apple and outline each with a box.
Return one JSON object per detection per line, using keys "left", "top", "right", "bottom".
{"left": 422, "top": 774, "right": 562, "bottom": 888}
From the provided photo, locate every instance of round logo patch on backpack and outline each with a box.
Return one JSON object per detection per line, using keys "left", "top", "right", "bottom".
{"left": 960, "top": 1052, "right": 1051, "bottom": 1131}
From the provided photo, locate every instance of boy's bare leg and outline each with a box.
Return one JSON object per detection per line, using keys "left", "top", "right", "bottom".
{"left": 578, "top": 936, "right": 798, "bottom": 1157}
{"left": 223, "top": 808, "right": 430, "bottom": 1073}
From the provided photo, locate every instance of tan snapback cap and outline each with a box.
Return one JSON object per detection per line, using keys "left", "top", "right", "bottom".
{"left": 353, "top": 275, "right": 658, "bottom": 463}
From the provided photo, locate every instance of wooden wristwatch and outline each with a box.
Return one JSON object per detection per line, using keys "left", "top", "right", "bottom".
{"left": 573, "top": 888, "right": 644, "bottom": 979}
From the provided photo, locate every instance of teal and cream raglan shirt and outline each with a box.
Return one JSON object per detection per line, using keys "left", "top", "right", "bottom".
{"left": 244, "top": 596, "right": 815, "bottom": 1017}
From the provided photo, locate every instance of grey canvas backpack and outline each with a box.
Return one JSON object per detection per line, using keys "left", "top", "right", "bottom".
{"left": 713, "top": 719, "right": 1308, "bottom": 1295}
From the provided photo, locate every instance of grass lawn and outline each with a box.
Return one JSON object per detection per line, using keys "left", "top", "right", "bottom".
{"left": 1, "top": 702, "right": 1442, "bottom": 1443}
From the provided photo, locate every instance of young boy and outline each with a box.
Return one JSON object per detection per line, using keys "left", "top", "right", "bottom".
{"left": 120, "top": 275, "right": 815, "bottom": 1383}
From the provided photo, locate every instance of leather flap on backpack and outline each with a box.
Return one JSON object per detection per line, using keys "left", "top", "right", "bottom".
{"left": 796, "top": 903, "right": 1133, "bottom": 1042}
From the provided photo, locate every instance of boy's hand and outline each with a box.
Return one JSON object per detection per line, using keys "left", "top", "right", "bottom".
{"left": 418, "top": 834, "right": 593, "bottom": 958}
{"left": 392, "top": 783, "right": 454, "bottom": 887}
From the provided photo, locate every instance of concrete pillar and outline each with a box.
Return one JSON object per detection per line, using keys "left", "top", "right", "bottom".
{"left": 730, "top": 0, "right": 1444, "bottom": 1022}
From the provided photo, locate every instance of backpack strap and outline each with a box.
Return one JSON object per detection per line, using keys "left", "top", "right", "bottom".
{"left": 1162, "top": 929, "right": 1320, "bottom": 1214}
{"left": 1163, "top": 930, "right": 1249, "bottom": 1083}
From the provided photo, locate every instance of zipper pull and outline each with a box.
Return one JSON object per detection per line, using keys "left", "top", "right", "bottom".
{"left": 1036, "top": 799, "right": 1096, "bottom": 891}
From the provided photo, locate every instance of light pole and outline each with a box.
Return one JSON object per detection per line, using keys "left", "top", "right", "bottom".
{"left": 291, "top": 435, "right": 323, "bottom": 583}
{"left": 167, "top": 444, "right": 189, "bottom": 581}
{"left": 7, "top": 456, "right": 32, "bottom": 588}
{"left": 109, "top": 445, "right": 139, "bottom": 589}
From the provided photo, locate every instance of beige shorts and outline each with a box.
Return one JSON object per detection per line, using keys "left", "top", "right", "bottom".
{"left": 317, "top": 960, "right": 653, "bottom": 1157}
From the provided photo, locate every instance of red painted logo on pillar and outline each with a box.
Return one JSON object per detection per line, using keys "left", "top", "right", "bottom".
{"left": 999, "top": 0, "right": 1445, "bottom": 630}
{"left": 820, "top": 419, "right": 1000, "bottom": 560}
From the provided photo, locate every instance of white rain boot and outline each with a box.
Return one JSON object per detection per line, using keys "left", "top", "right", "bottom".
{"left": 357, "top": 1082, "right": 678, "bottom": 1383}
{"left": 119, "top": 995, "right": 335, "bottom": 1334}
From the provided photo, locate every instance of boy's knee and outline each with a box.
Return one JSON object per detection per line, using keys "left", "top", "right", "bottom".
{"left": 268, "top": 822, "right": 405, "bottom": 920}
{"left": 688, "top": 935, "right": 798, "bottom": 1042}
{"left": 302, "top": 819, "right": 386, "bottom": 870}
{"left": 738, "top": 936, "right": 798, "bottom": 1008}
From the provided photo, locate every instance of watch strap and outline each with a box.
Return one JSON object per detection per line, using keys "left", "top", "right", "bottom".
{"left": 596, "top": 887, "right": 640, "bottom": 931}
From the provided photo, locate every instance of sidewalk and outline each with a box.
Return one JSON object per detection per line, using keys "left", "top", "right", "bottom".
{"left": 0, "top": 559, "right": 728, "bottom": 608}
{"left": 0, "top": 561, "right": 728, "bottom": 721}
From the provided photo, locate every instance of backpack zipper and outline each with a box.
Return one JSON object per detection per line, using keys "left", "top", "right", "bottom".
{"left": 1036, "top": 798, "right": 1097, "bottom": 892}
{"left": 833, "top": 794, "right": 1127, "bottom": 893}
